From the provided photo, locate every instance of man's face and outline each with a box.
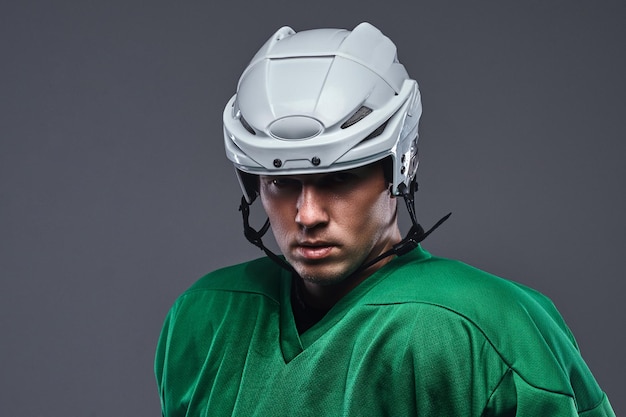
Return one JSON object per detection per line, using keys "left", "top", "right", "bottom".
{"left": 259, "top": 162, "right": 400, "bottom": 287}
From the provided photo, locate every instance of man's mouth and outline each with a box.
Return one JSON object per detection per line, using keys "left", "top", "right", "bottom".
{"left": 294, "top": 241, "right": 336, "bottom": 260}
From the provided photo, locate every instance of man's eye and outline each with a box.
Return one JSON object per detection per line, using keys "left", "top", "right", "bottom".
{"left": 271, "top": 178, "right": 299, "bottom": 188}
{"left": 328, "top": 173, "right": 355, "bottom": 183}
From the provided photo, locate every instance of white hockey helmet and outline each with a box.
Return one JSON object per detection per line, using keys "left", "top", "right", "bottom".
{"left": 223, "top": 22, "right": 422, "bottom": 203}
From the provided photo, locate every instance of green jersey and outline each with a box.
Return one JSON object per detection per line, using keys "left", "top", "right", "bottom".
{"left": 155, "top": 247, "right": 614, "bottom": 416}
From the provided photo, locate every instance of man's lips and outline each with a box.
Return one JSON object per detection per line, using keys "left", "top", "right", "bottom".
{"left": 293, "top": 241, "right": 337, "bottom": 260}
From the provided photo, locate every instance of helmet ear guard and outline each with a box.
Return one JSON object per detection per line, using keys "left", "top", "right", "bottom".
{"left": 236, "top": 169, "right": 260, "bottom": 204}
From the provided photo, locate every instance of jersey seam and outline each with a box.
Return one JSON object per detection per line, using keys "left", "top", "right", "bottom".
{"left": 180, "top": 286, "right": 280, "bottom": 305}
{"left": 479, "top": 366, "right": 513, "bottom": 417}
{"left": 579, "top": 392, "right": 611, "bottom": 415}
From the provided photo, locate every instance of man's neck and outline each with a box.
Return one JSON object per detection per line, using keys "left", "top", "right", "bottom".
{"left": 301, "top": 252, "right": 397, "bottom": 311}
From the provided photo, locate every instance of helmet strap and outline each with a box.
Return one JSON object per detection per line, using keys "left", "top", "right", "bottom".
{"left": 239, "top": 196, "right": 294, "bottom": 273}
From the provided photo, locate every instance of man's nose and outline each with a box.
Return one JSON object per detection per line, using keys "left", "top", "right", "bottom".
{"left": 295, "top": 185, "right": 329, "bottom": 229}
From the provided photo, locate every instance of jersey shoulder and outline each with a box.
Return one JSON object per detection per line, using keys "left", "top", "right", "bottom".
{"left": 183, "top": 255, "right": 285, "bottom": 302}
{"left": 373, "top": 248, "right": 568, "bottom": 336}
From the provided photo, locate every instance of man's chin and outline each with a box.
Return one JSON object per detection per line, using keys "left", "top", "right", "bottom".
{"left": 292, "top": 263, "right": 355, "bottom": 287}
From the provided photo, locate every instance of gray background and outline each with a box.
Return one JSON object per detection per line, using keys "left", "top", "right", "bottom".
{"left": 1, "top": 1, "right": 624, "bottom": 415}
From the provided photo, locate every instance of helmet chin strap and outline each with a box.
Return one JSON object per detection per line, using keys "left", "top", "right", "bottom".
{"left": 239, "top": 196, "right": 295, "bottom": 273}
{"left": 238, "top": 181, "right": 451, "bottom": 277}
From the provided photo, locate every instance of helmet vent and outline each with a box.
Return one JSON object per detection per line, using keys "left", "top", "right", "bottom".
{"left": 341, "top": 106, "right": 373, "bottom": 129}
{"left": 240, "top": 115, "right": 256, "bottom": 135}
{"left": 361, "top": 120, "right": 389, "bottom": 142}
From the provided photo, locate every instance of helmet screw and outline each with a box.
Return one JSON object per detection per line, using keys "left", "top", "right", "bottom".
{"left": 273, "top": 159, "right": 282, "bottom": 168}
{"left": 311, "top": 156, "right": 321, "bottom": 166}
{"left": 400, "top": 166, "right": 406, "bottom": 174}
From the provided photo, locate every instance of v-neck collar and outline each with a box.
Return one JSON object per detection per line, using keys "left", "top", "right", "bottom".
{"left": 277, "top": 246, "right": 431, "bottom": 363}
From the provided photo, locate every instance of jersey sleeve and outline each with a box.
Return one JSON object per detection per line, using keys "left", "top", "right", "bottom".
{"left": 482, "top": 368, "right": 615, "bottom": 417}
{"left": 154, "top": 301, "right": 178, "bottom": 417}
